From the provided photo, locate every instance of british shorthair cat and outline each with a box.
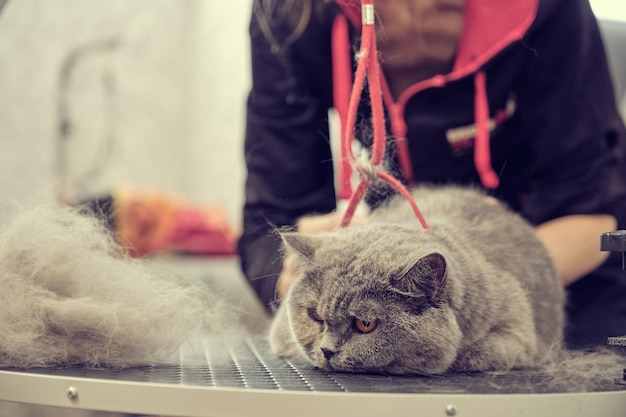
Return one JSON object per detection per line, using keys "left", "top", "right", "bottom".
{"left": 269, "top": 186, "right": 564, "bottom": 375}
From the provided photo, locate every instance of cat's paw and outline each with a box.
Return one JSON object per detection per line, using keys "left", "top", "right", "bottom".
{"left": 452, "top": 336, "right": 537, "bottom": 372}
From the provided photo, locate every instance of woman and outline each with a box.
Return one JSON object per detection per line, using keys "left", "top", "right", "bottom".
{"left": 238, "top": 0, "right": 626, "bottom": 348}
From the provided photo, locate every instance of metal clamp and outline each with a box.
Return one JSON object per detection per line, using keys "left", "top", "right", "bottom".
{"left": 361, "top": 4, "right": 375, "bottom": 26}
{"left": 600, "top": 230, "right": 626, "bottom": 269}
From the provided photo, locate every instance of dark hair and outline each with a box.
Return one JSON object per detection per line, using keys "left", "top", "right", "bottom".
{"left": 252, "top": 0, "right": 314, "bottom": 51}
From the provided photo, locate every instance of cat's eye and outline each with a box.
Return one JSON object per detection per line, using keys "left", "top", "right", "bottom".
{"left": 354, "top": 318, "right": 378, "bottom": 334}
{"left": 308, "top": 308, "right": 323, "bottom": 323}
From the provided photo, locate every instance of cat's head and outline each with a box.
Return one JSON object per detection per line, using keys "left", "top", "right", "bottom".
{"left": 279, "top": 223, "right": 462, "bottom": 375}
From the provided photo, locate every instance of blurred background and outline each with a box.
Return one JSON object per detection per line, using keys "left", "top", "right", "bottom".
{"left": 0, "top": 0, "right": 624, "bottom": 234}
{"left": 0, "top": 0, "right": 249, "bottom": 227}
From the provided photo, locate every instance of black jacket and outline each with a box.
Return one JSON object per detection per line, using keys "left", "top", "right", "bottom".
{"left": 239, "top": 0, "right": 626, "bottom": 313}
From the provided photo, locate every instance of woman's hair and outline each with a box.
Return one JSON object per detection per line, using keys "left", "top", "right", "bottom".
{"left": 252, "top": 0, "right": 314, "bottom": 51}
{"left": 251, "top": 1, "right": 422, "bottom": 53}
{"left": 252, "top": 0, "right": 359, "bottom": 51}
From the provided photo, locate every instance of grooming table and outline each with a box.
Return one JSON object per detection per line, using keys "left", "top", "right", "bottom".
{"left": 1, "top": 258, "right": 626, "bottom": 417}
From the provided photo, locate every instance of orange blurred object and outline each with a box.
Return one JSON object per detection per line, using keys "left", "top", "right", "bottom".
{"left": 113, "top": 187, "right": 238, "bottom": 257}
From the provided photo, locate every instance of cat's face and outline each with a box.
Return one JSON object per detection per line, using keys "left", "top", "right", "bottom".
{"left": 279, "top": 224, "right": 463, "bottom": 375}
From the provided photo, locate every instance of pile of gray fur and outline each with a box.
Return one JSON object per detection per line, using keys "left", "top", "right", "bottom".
{"left": 0, "top": 205, "right": 233, "bottom": 368}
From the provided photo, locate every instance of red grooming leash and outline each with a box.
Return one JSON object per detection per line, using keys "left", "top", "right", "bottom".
{"left": 339, "top": 0, "right": 429, "bottom": 231}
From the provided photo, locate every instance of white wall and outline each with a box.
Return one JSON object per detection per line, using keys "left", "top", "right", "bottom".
{"left": 189, "top": 2, "right": 250, "bottom": 222}
{"left": 0, "top": 0, "right": 251, "bottom": 224}
{"left": 591, "top": 0, "right": 626, "bottom": 21}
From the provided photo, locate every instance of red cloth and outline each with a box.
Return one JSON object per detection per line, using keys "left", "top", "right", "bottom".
{"left": 113, "top": 187, "right": 237, "bottom": 257}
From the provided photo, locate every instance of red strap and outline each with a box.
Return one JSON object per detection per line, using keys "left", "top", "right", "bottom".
{"left": 389, "top": 111, "right": 415, "bottom": 185}
{"left": 339, "top": 0, "right": 428, "bottom": 231}
{"left": 332, "top": 15, "right": 354, "bottom": 200}
{"left": 473, "top": 71, "right": 499, "bottom": 189}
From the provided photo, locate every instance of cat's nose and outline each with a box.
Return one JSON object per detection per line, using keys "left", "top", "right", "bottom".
{"left": 321, "top": 348, "right": 337, "bottom": 360}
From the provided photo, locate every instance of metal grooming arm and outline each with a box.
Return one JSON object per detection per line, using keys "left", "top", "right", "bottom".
{"left": 601, "top": 230, "right": 626, "bottom": 270}
{"left": 601, "top": 230, "right": 626, "bottom": 373}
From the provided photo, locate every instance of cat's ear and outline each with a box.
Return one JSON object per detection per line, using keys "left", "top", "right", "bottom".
{"left": 391, "top": 253, "right": 447, "bottom": 303}
{"left": 280, "top": 232, "right": 322, "bottom": 262}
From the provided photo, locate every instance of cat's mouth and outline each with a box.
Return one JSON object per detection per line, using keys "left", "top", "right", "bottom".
{"left": 310, "top": 353, "right": 336, "bottom": 370}
{"left": 314, "top": 355, "right": 394, "bottom": 374}
{"left": 312, "top": 356, "right": 341, "bottom": 372}
{"left": 316, "top": 360, "right": 355, "bottom": 373}
{"left": 317, "top": 362, "right": 335, "bottom": 371}
{"left": 315, "top": 361, "right": 392, "bottom": 375}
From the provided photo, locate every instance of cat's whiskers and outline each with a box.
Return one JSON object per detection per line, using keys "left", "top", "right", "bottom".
{"left": 248, "top": 272, "right": 280, "bottom": 281}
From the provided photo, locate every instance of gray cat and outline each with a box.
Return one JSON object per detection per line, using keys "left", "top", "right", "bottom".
{"left": 269, "top": 185, "right": 565, "bottom": 375}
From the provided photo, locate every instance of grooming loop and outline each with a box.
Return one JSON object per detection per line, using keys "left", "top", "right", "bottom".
{"left": 339, "top": 0, "right": 429, "bottom": 230}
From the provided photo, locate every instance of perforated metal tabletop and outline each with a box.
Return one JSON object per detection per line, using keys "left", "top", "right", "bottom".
{"left": 2, "top": 338, "right": 625, "bottom": 394}
{"left": 2, "top": 338, "right": 626, "bottom": 417}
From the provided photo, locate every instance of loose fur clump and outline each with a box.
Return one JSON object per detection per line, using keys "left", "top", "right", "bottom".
{"left": 534, "top": 348, "right": 626, "bottom": 392}
{"left": 0, "top": 205, "right": 236, "bottom": 368}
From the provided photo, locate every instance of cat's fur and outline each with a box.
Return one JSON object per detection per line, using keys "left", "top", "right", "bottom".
{"left": 269, "top": 186, "right": 565, "bottom": 375}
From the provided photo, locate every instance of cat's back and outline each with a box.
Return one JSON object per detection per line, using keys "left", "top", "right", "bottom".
{"left": 373, "top": 186, "right": 541, "bottom": 260}
{"left": 371, "top": 185, "right": 565, "bottom": 353}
